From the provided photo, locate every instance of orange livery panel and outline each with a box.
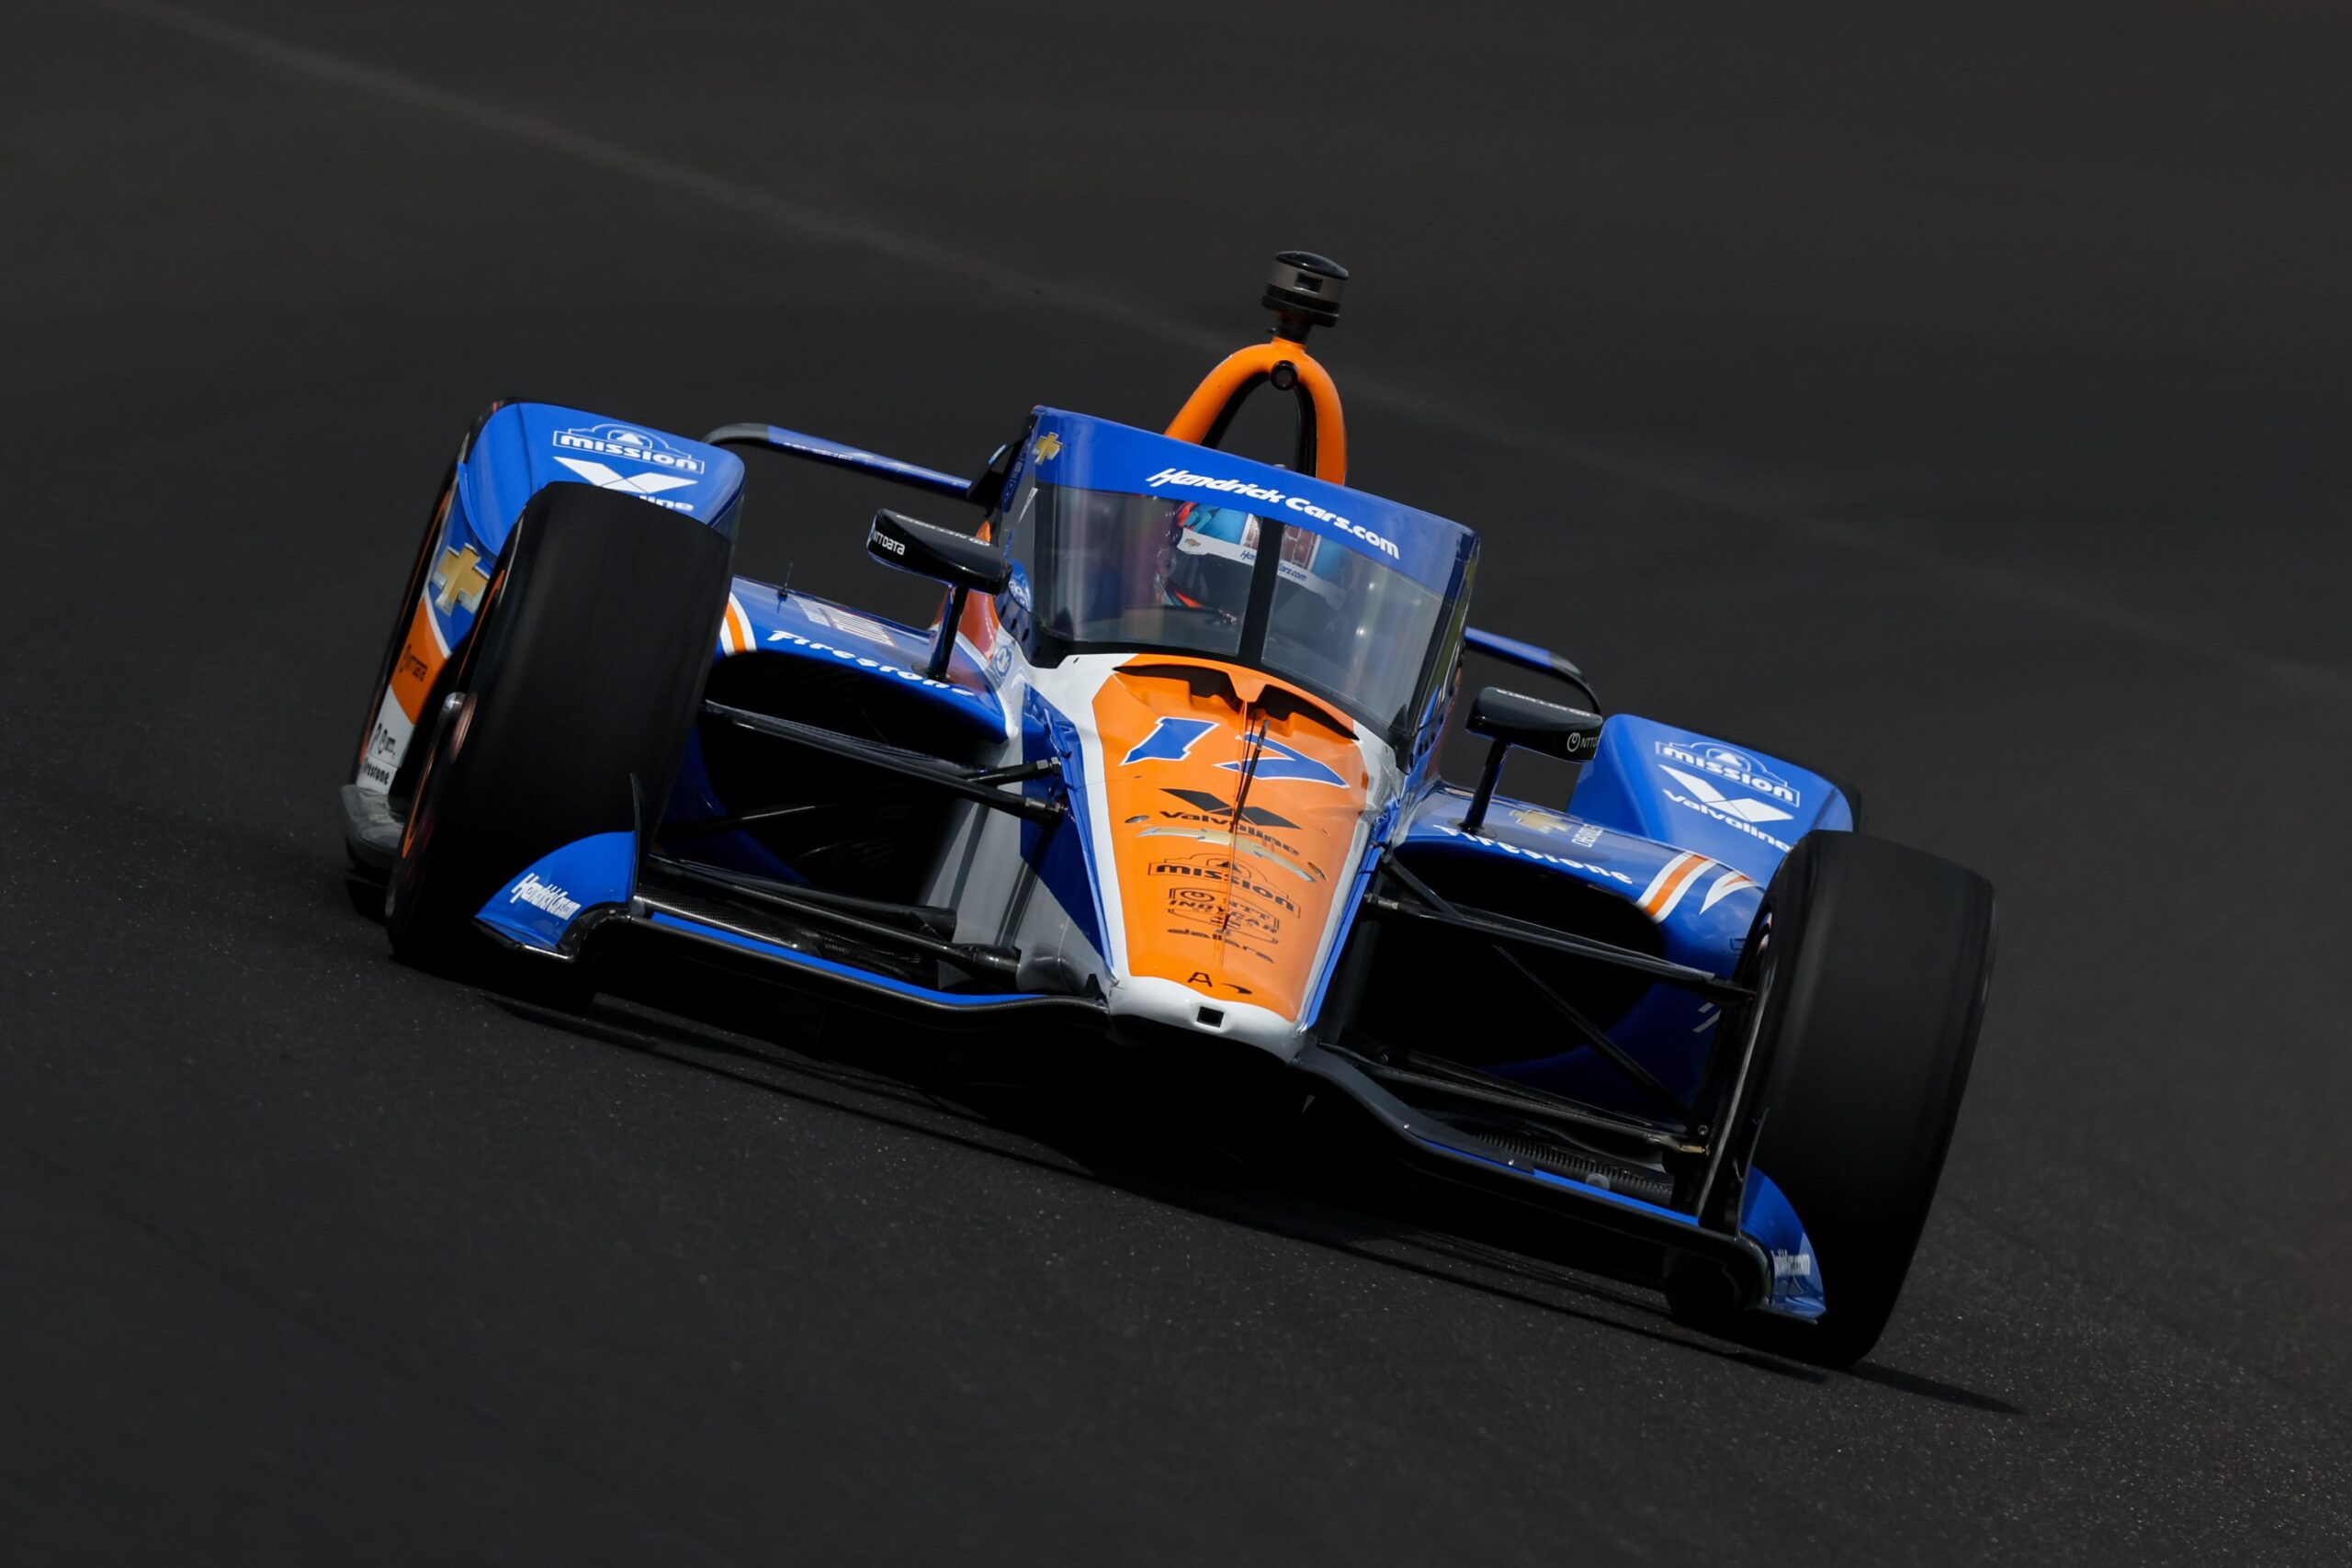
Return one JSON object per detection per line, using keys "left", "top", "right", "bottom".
{"left": 1090, "top": 659, "right": 1368, "bottom": 1021}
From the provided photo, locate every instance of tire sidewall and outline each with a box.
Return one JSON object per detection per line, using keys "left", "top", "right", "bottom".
{"left": 1705, "top": 831, "right": 1994, "bottom": 1365}
{"left": 385, "top": 483, "right": 731, "bottom": 966}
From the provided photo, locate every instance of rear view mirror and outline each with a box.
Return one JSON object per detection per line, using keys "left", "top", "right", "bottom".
{"left": 1463, "top": 686, "right": 1604, "bottom": 833}
{"left": 1468, "top": 687, "right": 1604, "bottom": 761}
{"left": 866, "top": 510, "right": 1010, "bottom": 678}
{"left": 866, "top": 509, "right": 1009, "bottom": 595}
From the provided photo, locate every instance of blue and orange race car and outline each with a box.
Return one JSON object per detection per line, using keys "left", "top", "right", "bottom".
{"left": 344, "top": 254, "right": 1996, "bottom": 1367}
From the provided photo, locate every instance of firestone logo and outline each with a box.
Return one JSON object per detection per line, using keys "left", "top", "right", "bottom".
{"left": 763, "top": 629, "right": 957, "bottom": 692}
{"left": 1145, "top": 466, "right": 1399, "bottom": 558}
{"left": 1430, "top": 823, "right": 1634, "bottom": 885}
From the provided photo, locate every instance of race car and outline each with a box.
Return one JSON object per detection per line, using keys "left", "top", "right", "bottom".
{"left": 344, "top": 253, "right": 1996, "bottom": 1368}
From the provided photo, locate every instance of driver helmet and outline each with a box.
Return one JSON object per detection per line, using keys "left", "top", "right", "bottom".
{"left": 1163, "top": 502, "right": 1261, "bottom": 616}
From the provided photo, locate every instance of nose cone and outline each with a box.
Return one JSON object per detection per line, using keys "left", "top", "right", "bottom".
{"left": 1109, "top": 976, "right": 1304, "bottom": 1057}
{"left": 1087, "top": 659, "right": 1371, "bottom": 1047}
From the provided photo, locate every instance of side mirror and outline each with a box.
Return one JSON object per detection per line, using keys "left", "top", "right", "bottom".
{"left": 1462, "top": 686, "right": 1604, "bottom": 833}
{"left": 865, "top": 509, "right": 1010, "bottom": 678}
{"left": 866, "top": 509, "right": 1009, "bottom": 594}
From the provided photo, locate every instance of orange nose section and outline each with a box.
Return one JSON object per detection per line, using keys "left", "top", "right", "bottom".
{"left": 1091, "top": 660, "right": 1369, "bottom": 1021}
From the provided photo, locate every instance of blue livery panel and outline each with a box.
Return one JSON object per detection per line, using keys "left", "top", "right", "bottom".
{"left": 476, "top": 829, "right": 638, "bottom": 953}
{"left": 458, "top": 403, "right": 743, "bottom": 555}
{"left": 1567, "top": 715, "right": 1854, "bottom": 884}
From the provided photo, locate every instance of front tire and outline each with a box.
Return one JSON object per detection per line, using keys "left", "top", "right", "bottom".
{"left": 1676, "top": 831, "right": 1996, "bottom": 1367}
{"left": 387, "top": 481, "right": 732, "bottom": 971}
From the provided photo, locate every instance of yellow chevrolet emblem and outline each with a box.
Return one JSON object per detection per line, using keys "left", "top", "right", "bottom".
{"left": 432, "top": 545, "right": 489, "bottom": 613}
{"left": 1034, "top": 432, "right": 1063, "bottom": 461}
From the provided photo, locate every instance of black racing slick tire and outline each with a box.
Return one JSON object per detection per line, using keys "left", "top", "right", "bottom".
{"left": 386, "top": 480, "right": 731, "bottom": 971}
{"left": 1675, "top": 831, "right": 1996, "bottom": 1368}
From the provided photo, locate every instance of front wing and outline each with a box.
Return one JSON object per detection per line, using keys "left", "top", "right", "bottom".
{"left": 462, "top": 819, "right": 1821, "bottom": 1325}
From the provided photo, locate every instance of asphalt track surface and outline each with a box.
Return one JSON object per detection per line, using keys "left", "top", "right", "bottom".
{"left": 6, "top": 2, "right": 2351, "bottom": 1562}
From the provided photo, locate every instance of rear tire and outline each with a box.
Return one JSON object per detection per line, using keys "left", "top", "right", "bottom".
{"left": 387, "top": 481, "right": 732, "bottom": 973}
{"left": 1673, "top": 831, "right": 1995, "bottom": 1367}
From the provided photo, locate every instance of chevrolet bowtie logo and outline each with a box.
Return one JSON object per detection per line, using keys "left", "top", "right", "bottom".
{"left": 432, "top": 545, "right": 489, "bottom": 614}
{"left": 1033, "top": 431, "right": 1063, "bottom": 461}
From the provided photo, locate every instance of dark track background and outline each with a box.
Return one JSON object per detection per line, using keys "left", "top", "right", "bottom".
{"left": 6, "top": 2, "right": 2349, "bottom": 1562}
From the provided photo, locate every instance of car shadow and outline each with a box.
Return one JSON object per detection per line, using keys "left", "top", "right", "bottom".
{"left": 481, "top": 949, "right": 2019, "bottom": 1415}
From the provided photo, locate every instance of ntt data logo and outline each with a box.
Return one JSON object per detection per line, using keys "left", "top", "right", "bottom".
{"left": 1144, "top": 466, "right": 1399, "bottom": 558}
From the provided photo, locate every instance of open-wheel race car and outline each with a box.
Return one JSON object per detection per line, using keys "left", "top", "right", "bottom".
{"left": 344, "top": 253, "right": 1996, "bottom": 1367}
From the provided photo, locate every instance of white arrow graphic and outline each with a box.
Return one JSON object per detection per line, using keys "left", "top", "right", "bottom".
{"left": 1659, "top": 764, "right": 1795, "bottom": 825}
{"left": 554, "top": 456, "right": 697, "bottom": 497}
